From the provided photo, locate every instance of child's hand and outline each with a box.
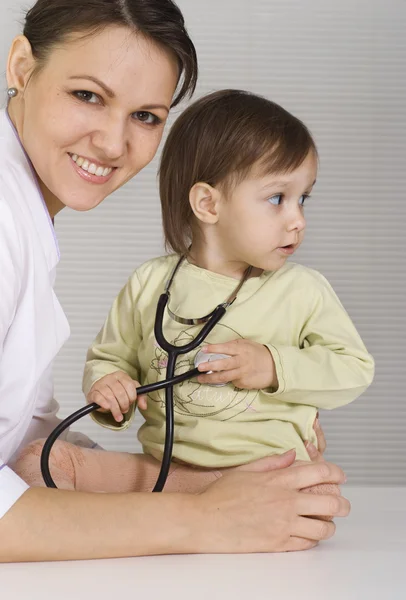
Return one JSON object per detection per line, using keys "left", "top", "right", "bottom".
{"left": 87, "top": 371, "right": 147, "bottom": 423}
{"left": 312, "top": 414, "right": 327, "bottom": 454}
{"left": 196, "top": 340, "right": 278, "bottom": 390}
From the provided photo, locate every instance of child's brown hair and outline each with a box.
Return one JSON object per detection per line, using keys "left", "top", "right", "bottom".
{"left": 159, "top": 89, "right": 317, "bottom": 255}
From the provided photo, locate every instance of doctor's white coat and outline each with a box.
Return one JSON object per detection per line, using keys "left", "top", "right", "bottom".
{"left": 0, "top": 107, "right": 70, "bottom": 466}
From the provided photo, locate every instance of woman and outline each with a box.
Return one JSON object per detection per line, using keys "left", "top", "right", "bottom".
{"left": 0, "top": 0, "right": 350, "bottom": 562}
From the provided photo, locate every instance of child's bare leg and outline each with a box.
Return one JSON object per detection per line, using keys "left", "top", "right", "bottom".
{"left": 14, "top": 442, "right": 314, "bottom": 496}
{"left": 12, "top": 439, "right": 223, "bottom": 493}
{"left": 13, "top": 440, "right": 78, "bottom": 490}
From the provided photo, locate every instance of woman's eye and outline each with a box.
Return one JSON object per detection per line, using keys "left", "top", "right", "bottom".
{"left": 133, "top": 111, "right": 161, "bottom": 126}
{"left": 73, "top": 91, "right": 99, "bottom": 104}
{"left": 268, "top": 194, "right": 283, "bottom": 205}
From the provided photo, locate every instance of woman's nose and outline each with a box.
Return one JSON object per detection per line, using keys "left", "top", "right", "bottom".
{"left": 91, "top": 118, "right": 128, "bottom": 161}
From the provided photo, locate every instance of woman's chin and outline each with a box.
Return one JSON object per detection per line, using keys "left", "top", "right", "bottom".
{"left": 64, "top": 197, "right": 106, "bottom": 212}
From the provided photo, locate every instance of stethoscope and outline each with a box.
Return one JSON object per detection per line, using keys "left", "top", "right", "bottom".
{"left": 40, "top": 256, "right": 252, "bottom": 492}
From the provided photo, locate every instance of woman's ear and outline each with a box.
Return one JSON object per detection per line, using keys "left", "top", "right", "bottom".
{"left": 7, "top": 36, "right": 36, "bottom": 93}
{"left": 189, "top": 182, "right": 221, "bottom": 224}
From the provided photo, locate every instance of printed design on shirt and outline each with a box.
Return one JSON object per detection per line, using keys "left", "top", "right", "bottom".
{"left": 147, "top": 325, "right": 259, "bottom": 421}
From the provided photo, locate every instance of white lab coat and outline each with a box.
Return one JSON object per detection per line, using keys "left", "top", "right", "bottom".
{"left": 0, "top": 108, "right": 97, "bottom": 517}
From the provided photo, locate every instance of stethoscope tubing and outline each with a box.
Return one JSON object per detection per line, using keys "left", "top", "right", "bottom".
{"left": 41, "top": 286, "right": 229, "bottom": 491}
{"left": 40, "top": 366, "right": 201, "bottom": 489}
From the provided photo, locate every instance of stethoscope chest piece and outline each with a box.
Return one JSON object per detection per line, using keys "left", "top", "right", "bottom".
{"left": 194, "top": 350, "right": 231, "bottom": 387}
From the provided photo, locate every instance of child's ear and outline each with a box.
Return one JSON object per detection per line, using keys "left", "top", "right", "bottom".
{"left": 189, "top": 182, "right": 220, "bottom": 224}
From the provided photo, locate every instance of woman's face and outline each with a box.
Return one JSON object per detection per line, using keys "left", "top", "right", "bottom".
{"left": 9, "top": 26, "right": 179, "bottom": 213}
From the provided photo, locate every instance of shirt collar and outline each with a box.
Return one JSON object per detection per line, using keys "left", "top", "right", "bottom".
{"left": 0, "top": 108, "right": 61, "bottom": 271}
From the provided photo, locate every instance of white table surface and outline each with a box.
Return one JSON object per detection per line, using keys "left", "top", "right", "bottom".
{"left": 1, "top": 487, "right": 405, "bottom": 600}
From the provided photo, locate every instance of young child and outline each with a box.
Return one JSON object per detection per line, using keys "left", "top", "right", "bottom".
{"left": 15, "top": 90, "right": 374, "bottom": 494}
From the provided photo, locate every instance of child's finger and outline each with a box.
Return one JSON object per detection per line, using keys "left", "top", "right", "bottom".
{"left": 137, "top": 394, "right": 148, "bottom": 410}
{"left": 118, "top": 375, "right": 139, "bottom": 403}
{"left": 202, "top": 341, "right": 239, "bottom": 356}
{"left": 108, "top": 399, "right": 125, "bottom": 423}
{"left": 89, "top": 391, "right": 111, "bottom": 413}
{"left": 109, "top": 380, "right": 131, "bottom": 414}
{"left": 96, "top": 384, "right": 125, "bottom": 422}
{"left": 94, "top": 383, "right": 118, "bottom": 407}
{"left": 197, "top": 368, "right": 240, "bottom": 385}
{"left": 313, "top": 417, "right": 327, "bottom": 454}
{"left": 91, "top": 391, "right": 123, "bottom": 423}
{"left": 197, "top": 356, "right": 237, "bottom": 373}
{"left": 305, "top": 441, "right": 324, "bottom": 463}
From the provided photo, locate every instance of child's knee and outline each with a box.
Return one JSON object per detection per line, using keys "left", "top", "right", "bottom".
{"left": 13, "top": 439, "right": 76, "bottom": 487}
{"left": 12, "top": 438, "right": 47, "bottom": 485}
{"left": 13, "top": 438, "right": 45, "bottom": 468}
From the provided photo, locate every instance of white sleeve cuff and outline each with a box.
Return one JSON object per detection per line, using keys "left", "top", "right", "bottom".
{"left": 0, "top": 462, "right": 29, "bottom": 519}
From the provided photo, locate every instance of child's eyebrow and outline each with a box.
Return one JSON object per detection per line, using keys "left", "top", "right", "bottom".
{"left": 260, "top": 178, "right": 317, "bottom": 192}
{"left": 260, "top": 181, "right": 289, "bottom": 190}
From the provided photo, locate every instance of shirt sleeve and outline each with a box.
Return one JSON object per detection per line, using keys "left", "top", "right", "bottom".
{"left": 0, "top": 198, "right": 21, "bottom": 363}
{"left": 0, "top": 461, "right": 29, "bottom": 519}
{"left": 82, "top": 272, "right": 143, "bottom": 430}
{"left": 263, "top": 272, "right": 375, "bottom": 409}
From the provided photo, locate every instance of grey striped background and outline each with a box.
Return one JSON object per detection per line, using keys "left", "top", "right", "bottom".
{"left": 1, "top": 0, "right": 405, "bottom": 484}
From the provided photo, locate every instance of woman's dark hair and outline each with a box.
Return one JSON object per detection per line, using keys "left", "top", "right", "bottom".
{"left": 159, "top": 89, "right": 317, "bottom": 255}
{"left": 23, "top": 0, "right": 198, "bottom": 107}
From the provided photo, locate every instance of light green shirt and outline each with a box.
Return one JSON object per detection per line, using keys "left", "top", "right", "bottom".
{"left": 83, "top": 255, "right": 374, "bottom": 465}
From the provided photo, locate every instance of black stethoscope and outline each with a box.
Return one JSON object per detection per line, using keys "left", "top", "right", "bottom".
{"left": 41, "top": 256, "right": 252, "bottom": 492}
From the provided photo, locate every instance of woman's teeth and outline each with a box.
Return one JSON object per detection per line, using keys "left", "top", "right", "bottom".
{"left": 70, "top": 154, "right": 113, "bottom": 177}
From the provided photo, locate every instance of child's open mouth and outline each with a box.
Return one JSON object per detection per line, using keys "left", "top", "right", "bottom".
{"left": 278, "top": 244, "right": 296, "bottom": 255}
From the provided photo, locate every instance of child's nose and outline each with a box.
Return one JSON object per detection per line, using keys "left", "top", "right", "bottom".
{"left": 287, "top": 207, "right": 306, "bottom": 232}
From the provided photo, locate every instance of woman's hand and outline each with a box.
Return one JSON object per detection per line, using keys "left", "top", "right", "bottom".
{"left": 198, "top": 460, "right": 350, "bottom": 553}
{"left": 87, "top": 371, "right": 147, "bottom": 422}
{"left": 196, "top": 340, "right": 278, "bottom": 389}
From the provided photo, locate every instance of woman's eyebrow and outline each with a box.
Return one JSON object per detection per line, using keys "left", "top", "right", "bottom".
{"left": 69, "top": 75, "right": 115, "bottom": 98}
{"left": 138, "top": 104, "right": 169, "bottom": 114}
{"left": 68, "top": 75, "right": 170, "bottom": 113}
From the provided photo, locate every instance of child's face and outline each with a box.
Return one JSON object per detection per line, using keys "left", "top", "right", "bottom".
{"left": 215, "top": 151, "right": 317, "bottom": 272}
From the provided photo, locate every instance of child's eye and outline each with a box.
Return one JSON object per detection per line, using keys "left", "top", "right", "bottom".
{"left": 267, "top": 194, "right": 283, "bottom": 205}
{"left": 73, "top": 90, "right": 100, "bottom": 104}
{"left": 299, "top": 194, "right": 311, "bottom": 206}
{"left": 133, "top": 111, "right": 162, "bottom": 126}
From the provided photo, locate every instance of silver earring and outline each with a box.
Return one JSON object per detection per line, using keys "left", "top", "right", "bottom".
{"left": 7, "top": 87, "right": 18, "bottom": 99}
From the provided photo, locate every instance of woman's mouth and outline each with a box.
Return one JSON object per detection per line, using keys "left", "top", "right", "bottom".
{"left": 68, "top": 153, "right": 116, "bottom": 184}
